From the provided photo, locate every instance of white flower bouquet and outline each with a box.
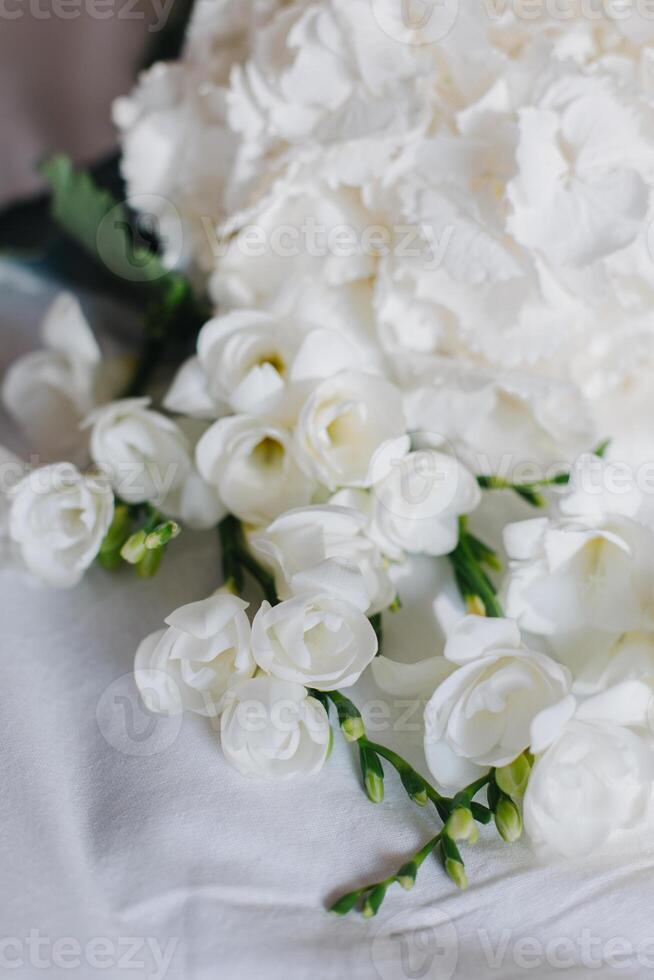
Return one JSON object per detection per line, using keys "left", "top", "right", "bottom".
{"left": 5, "top": 0, "right": 654, "bottom": 917}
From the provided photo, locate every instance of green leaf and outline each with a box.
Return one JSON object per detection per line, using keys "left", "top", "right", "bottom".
{"left": 40, "top": 155, "right": 172, "bottom": 287}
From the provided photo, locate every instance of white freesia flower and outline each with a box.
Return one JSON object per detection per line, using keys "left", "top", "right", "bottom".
{"left": 134, "top": 592, "right": 255, "bottom": 717}
{"left": 196, "top": 415, "right": 314, "bottom": 525}
{"left": 250, "top": 505, "right": 395, "bottom": 614}
{"left": 295, "top": 372, "right": 405, "bottom": 490}
{"left": 220, "top": 675, "right": 331, "bottom": 779}
{"left": 8, "top": 463, "right": 114, "bottom": 588}
{"left": 157, "top": 419, "right": 225, "bottom": 531}
{"left": 3, "top": 294, "right": 103, "bottom": 462}
{"left": 573, "top": 632, "right": 654, "bottom": 697}
{"left": 87, "top": 398, "right": 192, "bottom": 506}
{"left": 423, "top": 616, "right": 572, "bottom": 789}
{"left": 367, "top": 444, "right": 482, "bottom": 559}
{"left": 165, "top": 309, "right": 363, "bottom": 423}
{"left": 251, "top": 586, "right": 378, "bottom": 690}
{"left": 503, "top": 454, "right": 654, "bottom": 636}
{"left": 524, "top": 711, "right": 654, "bottom": 858}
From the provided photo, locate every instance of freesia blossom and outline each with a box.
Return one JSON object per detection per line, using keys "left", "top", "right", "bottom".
{"left": 196, "top": 415, "right": 314, "bottom": 525}
{"left": 220, "top": 675, "right": 331, "bottom": 779}
{"left": 8, "top": 463, "right": 114, "bottom": 588}
{"left": 134, "top": 592, "right": 255, "bottom": 717}
{"left": 3, "top": 293, "right": 103, "bottom": 463}
{"left": 250, "top": 504, "right": 395, "bottom": 614}
{"left": 423, "top": 616, "right": 571, "bottom": 789}
{"left": 294, "top": 372, "right": 405, "bottom": 490}
{"left": 503, "top": 455, "right": 654, "bottom": 637}
{"left": 165, "top": 309, "right": 364, "bottom": 424}
{"left": 251, "top": 584, "right": 378, "bottom": 690}
{"left": 524, "top": 682, "right": 654, "bottom": 857}
{"left": 87, "top": 398, "right": 193, "bottom": 506}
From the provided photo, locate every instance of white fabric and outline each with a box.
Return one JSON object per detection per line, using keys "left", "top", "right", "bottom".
{"left": 2, "top": 271, "right": 654, "bottom": 980}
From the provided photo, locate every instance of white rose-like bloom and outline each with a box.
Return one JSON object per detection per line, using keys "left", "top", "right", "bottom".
{"left": 368, "top": 443, "right": 482, "bottom": 559}
{"left": 165, "top": 309, "right": 363, "bottom": 423}
{"left": 503, "top": 455, "right": 654, "bottom": 636}
{"left": 8, "top": 463, "right": 114, "bottom": 588}
{"left": 250, "top": 504, "right": 395, "bottom": 615}
{"left": 220, "top": 676, "right": 331, "bottom": 780}
{"left": 295, "top": 372, "right": 405, "bottom": 490}
{"left": 524, "top": 719, "right": 654, "bottom": 858}
{"left": 424, "top": 616, "right": 572, "bottom": 789}
{"left": 196, "top": 415, "right": 314, "bottom": 525}
{"left": 134, "top": 592, "right": 255, "bottom": 717}
{"left": 87, "top": 398, "right": 192, "bottom": 506}
{"left": 251, "top": 586, "right": 378, "bottom": 690}
{"left": 3, "top": 293, "right": 102, "bottom": 463}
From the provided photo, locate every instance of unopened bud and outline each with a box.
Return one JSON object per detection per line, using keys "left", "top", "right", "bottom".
{"left": 465, "top": 595, "right": 486, "bottom": 617}
{"left": 395, "top": 861, "right": 418, "bottom": 891}
{"left": 360, "top": 747, "right": 384, "bottom": 804}
{"left": 145, "top": 521, "right": 180, "bottom": 550}
{"left": 446, "top": 807, "right": 476, "bottom": 842}
{"left": 362, "top": 883, "right": 387, "bottom": 918}
{"left": 495, "top": 796, "right": 523, "bottom": 843}
{"left": 330, "top": 891, "right": 360, "bottom": 916}
{"left": 400, "top": 768, "right": 428, "bottom": 806}
{"left": 445, "top": 858, "right": 468, "bottom": 891}
{"left": 441, "top": 835, "right": 468, "bottom": 890}
{"left": 121, "top": 530, "right": 147, "bottom": 565}
{"left": 496, "top": 754, "right": 532, "bottom": 800}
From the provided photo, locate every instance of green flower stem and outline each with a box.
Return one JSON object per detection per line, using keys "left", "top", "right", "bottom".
{"left": 369, "top": 612, "right": 383, "bottom": 654}
{"left": 476, "top": 441, "right": 609, "bottom": 508}
{"left": 218, "top": 515, "right": 277, "bottom": 604}
{"left": 325, "top": 691, "right": 365, "bottom": 742}
{"left": 330, "top": 832, "right": 443, "bottom": 917}
{"left": 449, "top": 520, "right": 504, "bottom": 619}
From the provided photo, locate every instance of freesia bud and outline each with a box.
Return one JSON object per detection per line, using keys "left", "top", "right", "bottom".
{"left": 496, "top": 754, "right": 532, "bottom": 800}
{"left": 121, "top": 530, "right": 148, "bottom": 565}
{"left": 145, "top": 521, "right": 180, "bottom": 550}
{"left": 495, "top": 796, "right": 523, "bottom": 843}
{"left": 446, "top": 807, "right": 476, "bottom": 842}
{"left": 360, "top": 746, "right": 384, "bottom": 804}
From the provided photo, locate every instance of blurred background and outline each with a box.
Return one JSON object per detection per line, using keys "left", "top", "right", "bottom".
{"left": 0, "top": 1, "right": 197, "bottom": 447}
{"left": 0, "top": 1, "right": 194, "bottom": 237}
